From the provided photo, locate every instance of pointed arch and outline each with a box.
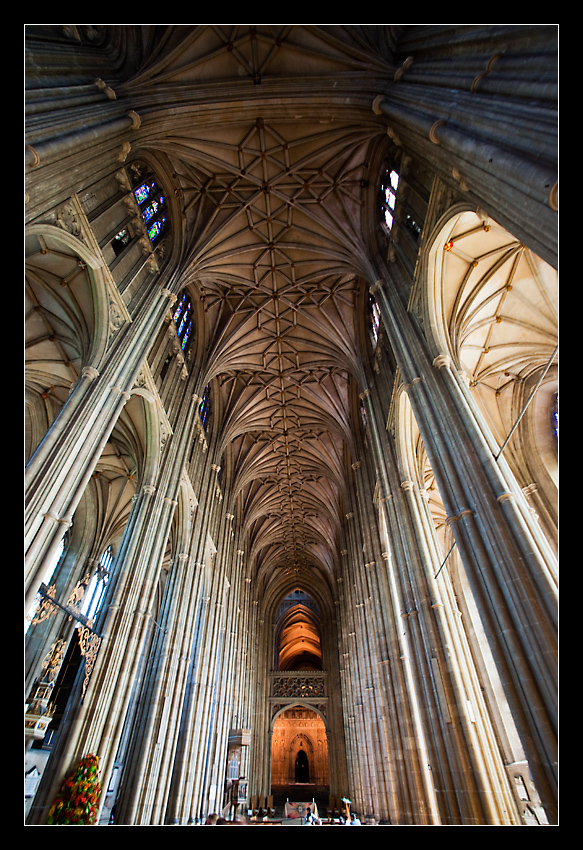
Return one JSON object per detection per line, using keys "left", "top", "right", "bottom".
{"left": 421, "top": 206, "right": 558, "bottom": 546}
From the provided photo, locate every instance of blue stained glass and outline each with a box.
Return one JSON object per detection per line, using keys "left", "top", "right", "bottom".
{"left": 173, "top": 295, "right": 194, "bottom": 351}
{"left": 148, "top": 218, "right": 165, "bottom": 241}
{"left": 143, "top": 199, "right": 161, "bottom": 223}
{"left": 134, "top": 183, "right": 151, "bottom": 204}
{"left": 200, "top": 386, "right": 209, "bottom": 425}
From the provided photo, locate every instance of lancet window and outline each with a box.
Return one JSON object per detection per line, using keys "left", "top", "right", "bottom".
{"left": 79, "top": 546, "right": 113, "bottom": 625}
{"left": 369, "top": 295, "right": 381, "bottom": 345}
{"left": 134, "top": 182, "right": 167, "bottom": 242}
{"left": 381, "top": 167, "right": 400, "bottom": 232}
{"left": 200, "top": 385, "right": 210, "bottom": 428}
{"left": 130, "top": 167, "right": 169, "bottom": 245}
{"left": 173, "top": 292, "right": 194, "bottom": 351}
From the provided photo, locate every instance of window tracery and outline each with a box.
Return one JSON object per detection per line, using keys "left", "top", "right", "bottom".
{"left": 133, "top": 179, "right": 167, "bottom": 243}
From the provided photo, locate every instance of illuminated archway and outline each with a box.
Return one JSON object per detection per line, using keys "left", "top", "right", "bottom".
{"left": 270, "top": 705, "right": 329, "bottom": 789}
{"left": 275, "top": 590, "right": 323, "bottom": 671}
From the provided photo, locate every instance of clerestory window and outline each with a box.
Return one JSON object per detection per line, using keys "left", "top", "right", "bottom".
{"left": 79, "top": 546, "right": 112, "bottom": 624}
{"left": 381, "top": 167, "right": 400, "bottom": 232}
{"left": 110, "top": 165, "right": 170, "bottom": 259}
{"left": 369, "top": 294, "right": 381, "bottom": 345}
{"left": 132, "top": 172, "right": 168, "bottom": 244}
{"left": 173, "top": 292, "right": 194, "bottom": 351}
{"left": 200, "top": 384, "right": 210, "bottom": 428}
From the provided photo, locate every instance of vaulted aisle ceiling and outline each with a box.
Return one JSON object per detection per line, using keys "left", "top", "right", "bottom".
{"left": 117, "top": 26, "right": 398, "bottom": 593}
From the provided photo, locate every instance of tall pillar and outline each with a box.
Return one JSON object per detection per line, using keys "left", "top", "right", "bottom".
{"left": 25, "top": 284, "right": 178, "bottom": 610}
{"left": 26, "top": 477, "right": 174, "bottom": 824}
{"left": 163, "top": 461, "right": 228, "bottom": 824}
{"left": 369, "top": 273, "right": 558, "bottom": 823}
{"left": 372, "top": 24, "right": 557, "bottom": 269}
{"left": 109, "top": 392, "right": 205, "bottom": 825}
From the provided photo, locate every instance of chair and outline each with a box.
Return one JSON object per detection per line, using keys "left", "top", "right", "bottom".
{"left": 257, "top": 795, "right": 265, "bottom": 818}
{"left": 251, "top": 795, "right": 258, "bottom": 817}
{"left": 266, "top": 796, "right": 275, "bottom": 818}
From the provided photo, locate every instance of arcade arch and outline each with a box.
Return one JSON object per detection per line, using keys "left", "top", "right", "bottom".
{"left": 270, "top": 705, "right": 329, "bottom": 789}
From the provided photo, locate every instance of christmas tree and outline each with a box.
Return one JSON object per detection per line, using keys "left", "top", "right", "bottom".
{"left": 47, "top": 754, "right": 102, "bottom": 825}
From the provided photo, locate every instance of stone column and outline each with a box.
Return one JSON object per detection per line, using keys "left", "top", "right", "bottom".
{"left": 163, "top": 460, "right": 227, "bottom": 824}
{"left": 369, "top": 274, "right": 558, "bottom": 823}
{"left": 110, "top": 392, "right": 205, "bottom": 825}
{"left": 372, "top": 25, "right": 557, "bottom": 269}
{"left": 338, "top": 508, "right": 369, "bottom": 816}
{"left": 25, "top": 285, "right": 178, "bottom": 611}
{"left": 359, "top": 386, "right": 443, "bottom": 824}
{"left": 26, "top": 109, "right": 142, "bottom": 171}
{"left": 346, "top": 457, "right": 394, "bottom": 821}
{"left": 26, "top": 478, "right": 172, "bottom": 824}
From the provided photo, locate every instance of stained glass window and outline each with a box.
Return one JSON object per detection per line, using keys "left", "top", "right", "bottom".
{"left": 134, "top": 183, "right": 151, "bottom": 204}
{"left": 133, "top": 174, "right": 167, "bottom": 243}
{"left": 142, "top": 200, "right": 158, "bottom": 223}
{"left": 147, "top": 219, "right": 165, "bottom": 241}
{"left": 79, "top": 546, "right": 112, "bottom": 624}
{"left": 200, "top": 385, "right": 210, "bottom": 427}
{"left": 173, "top": 293, "right": 194, "bottom": 351}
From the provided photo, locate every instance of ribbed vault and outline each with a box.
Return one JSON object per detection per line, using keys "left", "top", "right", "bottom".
{"left": 117, "top": 25, "right": 395, "bottom": 594}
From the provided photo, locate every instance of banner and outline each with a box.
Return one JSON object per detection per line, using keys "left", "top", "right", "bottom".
{"left": 284, "top": 801, "right": 319, "bottom": 819}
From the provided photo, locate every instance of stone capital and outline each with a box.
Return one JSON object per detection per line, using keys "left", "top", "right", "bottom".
{"left": 433, "top": 354, "right": 452, "bottom": 370}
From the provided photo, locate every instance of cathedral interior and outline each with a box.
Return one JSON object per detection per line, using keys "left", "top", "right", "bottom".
{"left": 24, "top": 25, "right": 558, "bottom": 826}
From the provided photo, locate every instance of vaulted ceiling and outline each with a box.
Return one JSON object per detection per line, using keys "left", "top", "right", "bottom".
{"left": 113, "top": 26, "right": 398, "bottom": 598}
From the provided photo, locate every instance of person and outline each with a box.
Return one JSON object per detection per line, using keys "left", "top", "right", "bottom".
{"left": 348, "top": 812, "right": 361, "bottom": 825}
{"left": 204, "top": 813, "right": 218, "bottom": 825}
{"left": 303, "top": 808, "right": 322, "bottom": 825}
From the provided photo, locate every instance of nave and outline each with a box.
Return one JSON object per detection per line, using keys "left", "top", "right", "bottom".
{"left": 25, "top": 25, "right": 558, "bottom": 827}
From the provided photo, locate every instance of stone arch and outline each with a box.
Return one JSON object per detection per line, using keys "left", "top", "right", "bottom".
{"left": 274, "top": 590, "right": 323, "bottom": 671}
{"left": 127, "top": 382, "right": 171, "bottom": 489}
{"left": 26, "top": 219, "right": 118, "bottom": 366}
{"left": 420, "top": 206, "right": 558, "bottom": 548}
{"left": 270, "top": 704, "right": 329, "bottom": 788}
{"left": 291, "top": 734, "right": 312, "bottom": 783}
{"left": 394, "top": 386, "right": 450, "bottom": 561}
{"left": 25, "top": 214, "right": 133, "bottom": 471}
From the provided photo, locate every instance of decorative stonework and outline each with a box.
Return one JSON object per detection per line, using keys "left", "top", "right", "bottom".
{"left": 271, "top": 671, "right": 327, "bottom": 699}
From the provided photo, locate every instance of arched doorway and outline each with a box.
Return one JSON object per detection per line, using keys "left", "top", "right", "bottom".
{"left": 295, "top": 746, "right": 309, "bottom": 783}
